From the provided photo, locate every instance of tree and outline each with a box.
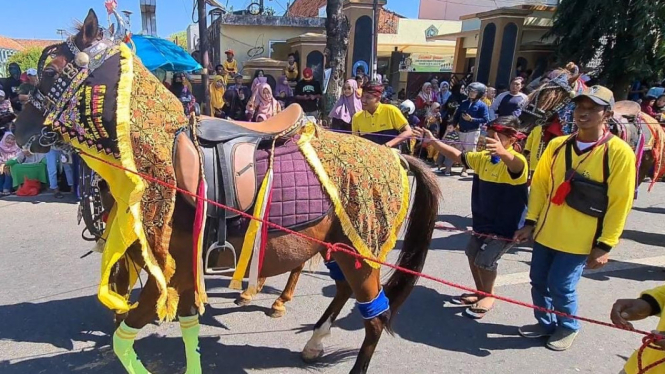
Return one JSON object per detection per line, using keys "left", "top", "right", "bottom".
{"left": 168, "top": 31, "right": 188, "bottom": 50}
{"left": 7, "top": 47, "right": 43, "bottom": 72}
{"left": 547, "top": 0, "right": 665, "bottom": 99}
{"left": 323, "top": 0, "right": 350, "bottom": 120}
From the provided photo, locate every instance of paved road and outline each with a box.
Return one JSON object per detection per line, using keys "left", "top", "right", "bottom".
{"left": 1, "top": 169, "right": 664, "bottom": 374}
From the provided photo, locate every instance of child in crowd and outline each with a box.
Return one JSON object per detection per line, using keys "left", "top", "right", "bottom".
{"left": 285, "top": 53, "right": 299, "bottom": 82}
{"left": 414, "top": 115, "right": 528, "bottom": 319}
{"left": 0, "top": 132, "right": 20, "bottom": 196}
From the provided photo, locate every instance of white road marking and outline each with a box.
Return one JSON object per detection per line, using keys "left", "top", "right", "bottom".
{"left": 495, "top": 255, "right": 665, "bottom": 287}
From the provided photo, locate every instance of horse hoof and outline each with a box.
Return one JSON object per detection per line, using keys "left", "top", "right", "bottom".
{"left": 234, "top": 296, "right": 252, "bottom": 307}
{"left": 268, "top": 307, "right": 286, "bottom": 318}
{"left": 301, "top": 347, "right": 324, "bottom": 363}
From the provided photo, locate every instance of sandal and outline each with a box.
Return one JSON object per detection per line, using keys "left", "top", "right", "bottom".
{"left": 463, "top": 303, "right": 494, "bottom": 320}
{"left": 0, "top": 191, "right": 10, "bottom": 197}
{"left": 450, "top": 293, "right": 480, "bottom": 306}
{"left": 54, "top": 191, "right": 64, "bottom": 199}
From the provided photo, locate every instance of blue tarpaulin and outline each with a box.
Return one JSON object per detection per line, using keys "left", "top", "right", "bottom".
{"left": 128, "top": 34, "right": 202, "bottom": 72}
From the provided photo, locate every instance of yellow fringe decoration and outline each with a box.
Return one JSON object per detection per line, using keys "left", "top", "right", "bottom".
{"left": 84, "top": 43, "right": 172, "bottom": 320}
{"left": 230, "top": 170, "right": 274, "bottom": 290}
{"left": 297, "top": 123, "right": 410, "bottom": 268}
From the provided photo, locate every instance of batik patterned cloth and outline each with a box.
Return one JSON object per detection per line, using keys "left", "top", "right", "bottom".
{"left": 297, "top": 123, "right": 410, "bottom": 268}
{"left": 52, "top": 43, "right": 205, "bottom": 321}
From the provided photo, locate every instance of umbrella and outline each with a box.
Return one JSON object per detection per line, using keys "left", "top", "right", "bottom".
{"left": 129, "top": 34, "right": 202, "bottom": 72}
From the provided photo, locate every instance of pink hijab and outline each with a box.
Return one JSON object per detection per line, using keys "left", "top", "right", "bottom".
{"left": 329, "top": 79, "right": 362, "bottom": 124}
{"left": 0, "top": 132, "right": 20, "bottom": 164}
{"left": 252, "top": 77, "right": 268, "bottom": 94}
{"left": 255, "top": 83, "right": 280, "bottom": 120}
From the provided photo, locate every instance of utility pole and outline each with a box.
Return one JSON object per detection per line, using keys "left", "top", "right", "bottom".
{"left": 197, "top": 0, "right": 211, "bottom": 115}
{"left": 372, "top": 0, "right": 379, "bottom": 80}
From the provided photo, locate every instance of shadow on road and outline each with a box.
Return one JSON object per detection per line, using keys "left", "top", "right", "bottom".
{"left": 0, "top": 292, "right": 356, "bottom": 373}
{"left": 632, "top": 206, "right": 665, "bottom": 215}
{"left": 314, "top": 284, "right": 541, "bottom": 357}
{"left": 621, "top": 229, "right": 665, "bottom": 248}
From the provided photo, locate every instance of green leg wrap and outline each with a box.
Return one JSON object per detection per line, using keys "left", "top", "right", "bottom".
{"left": 179, "top": 315, "right": 202, "bottom": 374}
{"left": 113, "top": 321, "right": 151, "bottom": 374}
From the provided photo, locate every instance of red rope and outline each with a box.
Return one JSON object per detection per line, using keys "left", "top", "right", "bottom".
{"left": 77, "top": 148, "right": 663, "bottom": 366}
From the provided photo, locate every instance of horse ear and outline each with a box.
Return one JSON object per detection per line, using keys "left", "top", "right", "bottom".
{"left": 108, "top": 23, "right": 115, "bottom": 37}
{"left": 79, "top": 9, "right": 100, "bottom": 48}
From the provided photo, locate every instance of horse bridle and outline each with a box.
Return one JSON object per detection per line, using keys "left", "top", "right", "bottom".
{"left": 522, "top": 72, "right": 575, "bottom": 127}
{"left": 23, "top": 35, "right": 119, "bottom": 151}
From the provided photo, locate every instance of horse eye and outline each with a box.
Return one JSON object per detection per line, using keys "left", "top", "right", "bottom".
{"left": 43, "top": 69, "right": 57, "bottom": 78}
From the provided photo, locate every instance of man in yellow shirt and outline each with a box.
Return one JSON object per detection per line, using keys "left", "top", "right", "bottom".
{"left": 351, "top": 82, "right": 413, "bottom": 147}
{"left": 611, "top": 287, "right": 665, "bottom": 374}
{"left": 523, "top": 125, "right": 543, "bottom": 174}
{"left": 514, "top": 86, "right": 636, "bottom": 351}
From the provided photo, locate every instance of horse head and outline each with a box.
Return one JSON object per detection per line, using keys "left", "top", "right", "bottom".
{"left": 14, "top": 9, "right": 122, "bottom": 153}
{"left": 519, "top": 63, "right": 582, "bottom": 133}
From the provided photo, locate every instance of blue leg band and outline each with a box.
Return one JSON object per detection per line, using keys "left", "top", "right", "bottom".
{"left": 325, "top": 261, "right": 346, "bottom": 281}
{"left": 357, "top": 288, "right": 390, "bottom": 320}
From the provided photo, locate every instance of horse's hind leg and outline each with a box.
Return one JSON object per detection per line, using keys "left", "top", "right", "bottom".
{"left": 269, "top": 263, "right": 306, "bottom": 318}
{"left": 113, "top": 273, "right": 160, "bottom": 374}
{"left": 328, "top": 251, "right": 387, "bottom": 374}
{"left": 301, "top": 275, "right": 353, "bottom": 362}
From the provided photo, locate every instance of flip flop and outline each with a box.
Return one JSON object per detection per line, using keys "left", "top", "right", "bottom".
{"left": 463, "top": 304, "right": 494, "bottom": 319}
{"left": 450, "top": 293, "right": 480, "bottom": 305}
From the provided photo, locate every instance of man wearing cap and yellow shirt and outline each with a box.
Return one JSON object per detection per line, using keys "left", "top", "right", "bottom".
{"left": 514, "top": 85, "right": 636, "bottom": 351}
{"left": 223, "top": 50, "right": 238, "bottom": 84}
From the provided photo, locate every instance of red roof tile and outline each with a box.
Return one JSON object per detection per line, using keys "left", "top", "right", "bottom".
{"left": 0, "top": 36, "right": 60, "bottom": 52}
{"left": 287, "top": 0, "right": 326, "bottom": 17}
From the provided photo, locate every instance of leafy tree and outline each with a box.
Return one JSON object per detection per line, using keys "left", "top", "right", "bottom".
{"left": 7, "top": 47, "right": 43, "bottom": 72}
{"left": 168, "top": 31, "right": 188, "bottom": 50}
{"left": 323, "top": 0, "right": 350, "bottom": 119}
{"left": 547, "top": 0, "right": 665, "bottom": 99}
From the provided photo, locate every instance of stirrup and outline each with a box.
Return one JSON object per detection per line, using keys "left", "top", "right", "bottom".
{"left": 204, "top": 241, "right": 237, "bottom": 275}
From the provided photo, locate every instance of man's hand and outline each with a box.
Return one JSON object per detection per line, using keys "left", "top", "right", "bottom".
{"left": 413, "top": 127, "right": 435, "bottom": 145}
{"left": 485, "top": 133, "right": 509, "bottom": 157}
{"left": 587, "top": 247, "right": 610, "bottom": 270}
{"left": 513, "top": 225, "right": 534, "bottom": 244}
{"left": 462, "top": 113, "right": 473, "bottom": 122}
{"left": 610, "top": 298, "right": 653, "bottom": 329}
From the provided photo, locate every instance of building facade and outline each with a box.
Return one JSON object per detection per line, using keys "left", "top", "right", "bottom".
{"left": 418, "top": 0, "right": 559, "bottom": 20}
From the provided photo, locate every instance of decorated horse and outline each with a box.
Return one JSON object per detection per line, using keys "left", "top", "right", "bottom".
{"left": 519, "top": 63, "right": 665, "bottom": 193}
{"left": 13, "top": 8, "right": 441, "bottom": 374}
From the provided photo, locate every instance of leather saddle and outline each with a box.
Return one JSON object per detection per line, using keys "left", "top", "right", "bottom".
{"left": 610, "top": 100, "right": 650, "bottom": 150}
{"left": 173, "top": 104, "right": 307, "bottom": 273}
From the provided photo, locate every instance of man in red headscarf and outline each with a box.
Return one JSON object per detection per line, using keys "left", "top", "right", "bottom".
{"left": 414, "top": 115, "right": 528, "bottom": 320}
{"left": 352, "top": 81, "right": 413, "bottom": 147}
{"left": 294, "top": 67, "right": 322, "bottom": 117}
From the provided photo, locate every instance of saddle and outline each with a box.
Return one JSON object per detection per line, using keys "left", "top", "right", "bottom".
{"left": 173, "top": 104, "right": 307, "bottom": 274}
{"left": 610, "top": 100, "right": 651, "bottom": 150}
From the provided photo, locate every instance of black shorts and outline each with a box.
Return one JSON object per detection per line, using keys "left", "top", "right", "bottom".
{"left": 465, "top": 234, "right": 514, "bottom": 271}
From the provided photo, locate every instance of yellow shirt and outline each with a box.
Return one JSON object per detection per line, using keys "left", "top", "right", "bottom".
{"left": 624, "top": 286, "right": 665, "bottom": 374}
{"left": 524, "top": 126, "right": 544, "bottom": 172}
{"left": 223, "top": 59, "right": 238, "bottom": 82}
{"left": 285, "top": 62, "right": 299, "bottom": 80}
{"left": 526, "top": 135, "right": 636, "bottom": 255}
{"left": 352, "top": 103, "right": 408, "bottom": 145}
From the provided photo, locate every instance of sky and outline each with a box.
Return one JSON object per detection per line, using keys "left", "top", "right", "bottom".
{"left": 1, "top": 0, "right": 419, "bottom": 40}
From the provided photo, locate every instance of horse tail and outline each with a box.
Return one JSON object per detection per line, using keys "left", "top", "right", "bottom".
{"left": 383, "top": 155, "right": 441, "bottom": 334}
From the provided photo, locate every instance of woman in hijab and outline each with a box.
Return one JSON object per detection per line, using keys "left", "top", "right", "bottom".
{"left": 171, "top": 73, "right": 197, "bottom": 116}
{"left": 274, "top": 72, "right": 293, "bottom": 106}
{"left": 415, "top": 82, "right": 436, "bottom": 120}
{"left": 222, "top": 89, "right": 245, "bottom": 121}
{"left": 329, "top": 79, "right": 362, "bottom": 131}
{"left": 0, "top": 132, "right": 20, "bottom": 196}
{"left": 210, "top": 75, "right": 226, "bottom": 118}
{"left": 438, "top": 81, "right": 452, "bottom": 106}
{"left": 251, "top": 70, "right": 268, "bottom": 94}
{"left": 247, "top": 83, "right": 281, "bottom": 122}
